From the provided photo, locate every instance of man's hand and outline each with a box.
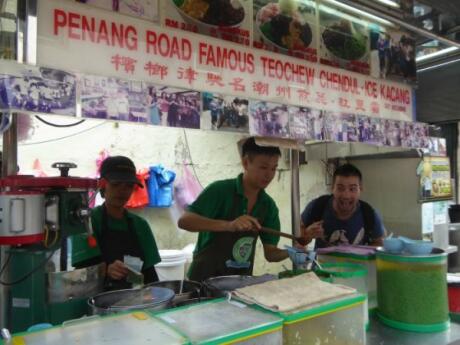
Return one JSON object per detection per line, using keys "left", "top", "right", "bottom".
{"left": 285, "top": 245, "right": 308, "bottom": 266}
{"left": 225, "top": 215, "right": 261, "bottom": 232}
{"left": 302, "top": 220, "right": 324, "bottom": 241}
{"left": 107, "top": 260, "right": 129, "bottom": 280}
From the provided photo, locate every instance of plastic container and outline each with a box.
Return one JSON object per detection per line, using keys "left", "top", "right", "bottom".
{"left": 278, "top": 269, "right": 309, "bottom": 279}
{"left": 274, "top": 293, "right": 366, "bottom": 345}
{"left": 10, "top": 311, "right": 189, "bottom": 345}
{"left": 315, "top": 262, "right": 368, "bottom": 326}
{"left": 155, "top": 250, "right": 186, "bottom": 281}
{"left": 383, "top": 237, "right": 404, "bottom": 254}
{"left": 376, "top": 248, "right": 449, "bottom": 332}
{"left": 404, "top": 240, "right": 434, "bottom": 255}
{"left": 315, "top": 263, "right": 367, "bottom": 292}
{"left": 318, "top": 251, "right": 377, "bottom": 310}
{"left": 155, "top": 299, "right": 283, "bottom": 344}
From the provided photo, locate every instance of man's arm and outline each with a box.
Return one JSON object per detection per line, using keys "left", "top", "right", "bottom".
{"left": 178, "top": 211, "right": 261, "bottom": 233}
{"left": 178, "top": 211, "right": 231, "bottom": 232}
{"left": 263, "top": 243, "right": 289, "bottom": 262}
{"left": 369, "top": 237, "right": 384, "bottom": 246}
{"left": 369, "top": 210, "right": 385, "bottom": 247}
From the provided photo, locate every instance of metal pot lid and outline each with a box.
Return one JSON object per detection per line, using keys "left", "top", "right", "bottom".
{"left": 90, "top": 286, "right": 174, "bottom": 309}
{"left": 146, "top": 280, "right": 201, "bottom": 295}
{"left": 204, "top": 274, "right": 277, "bottom": 291}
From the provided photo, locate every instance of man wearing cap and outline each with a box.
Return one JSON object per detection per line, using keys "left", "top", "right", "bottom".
{"left": 178, "top": 137, "right": 302, "bottom": 282}
{"left": 91, "top": 155, "right": 161, "bottom": 290}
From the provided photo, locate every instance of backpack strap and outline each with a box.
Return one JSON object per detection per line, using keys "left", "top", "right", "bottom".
{"left": 359, "top": 200, "right": 376, "bottom": 244}
{"left": 307, "top": 195, "right": 333, "bottom": 226}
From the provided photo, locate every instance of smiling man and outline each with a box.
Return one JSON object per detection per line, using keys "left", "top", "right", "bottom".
{"left": 301, "top": 163, "right": 385, "bottom": 249}
{"left": 178, "top": 137, "right": 293, "bottom": 282}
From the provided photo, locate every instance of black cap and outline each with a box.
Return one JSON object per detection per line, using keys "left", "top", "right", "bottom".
{"left": 241, "top": 137, "right": 281, "bottom": 157}
{"left": 100, "top": 156, "right": 142, "bottom": 187}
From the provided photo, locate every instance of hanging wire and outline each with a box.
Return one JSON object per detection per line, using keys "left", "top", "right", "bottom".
{"left": 35, "top": 115, "right": 85, "bottom": 127}
{"left": 182, "top": 129, "right": 203, "bottom": 188}
{"left": 0, "top": 249, "right": 56, "bottom": 286}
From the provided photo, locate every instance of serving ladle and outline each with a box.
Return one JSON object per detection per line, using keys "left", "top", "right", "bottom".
{"left": 259, "top": 227, "right": 309, "bottom": 246}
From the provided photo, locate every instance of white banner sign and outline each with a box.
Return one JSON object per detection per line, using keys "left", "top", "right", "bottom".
{"left": 37, "top": 0, "right": 414, "bottom": 121}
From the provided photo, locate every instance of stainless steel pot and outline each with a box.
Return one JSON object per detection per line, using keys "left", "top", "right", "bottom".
{"left": 175, "top": 297, "right": 215, "bottom": 307}
{"left": 203, "top": 274, "right": 277, "bottom": 298}
{"left": 88, "top": 286, "right": 174, "bottom": 315}
{"left": 146, "top": 280, "right": 202, "bottom": 305}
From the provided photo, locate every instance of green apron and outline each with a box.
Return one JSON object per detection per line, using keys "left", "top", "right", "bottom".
{"left": 188, "top": 194, "right": 267, "bottom": 282}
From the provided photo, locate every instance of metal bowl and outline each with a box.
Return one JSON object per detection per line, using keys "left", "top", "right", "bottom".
{"left": 203, "top": 274, "right": 277, "bottom": 297}
{"left": 146, "top": 280, "right": 202, "bottom": 305}
{"left": 88, "top": 286, "right": 174, "bottom": 315}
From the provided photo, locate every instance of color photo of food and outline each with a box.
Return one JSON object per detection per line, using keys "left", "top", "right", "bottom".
{"left": 254, "top": 0, "right": 317, "bottom": 61}
{"left": 319, "top": 4, "right": 370, "bottom": 75}
{"left": 75, "top": 0, "right": 159, "bottom": 22}
{"left": 164, "top": 0, "right": 252, "bottom": 46}
{"left": 322, "top": 20, "right": 367, "bottom": 61}
{"left": 175, "top": 0, "right": 245, "bottom": 26}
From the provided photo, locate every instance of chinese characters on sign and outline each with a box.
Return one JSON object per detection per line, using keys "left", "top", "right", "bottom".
{"left": 27, "top": 0, "right": 428, "bottom": 147}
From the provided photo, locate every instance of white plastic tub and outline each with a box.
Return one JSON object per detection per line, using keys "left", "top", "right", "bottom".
{"left": 155, "top": 250, "right": 186, "bottom": 281}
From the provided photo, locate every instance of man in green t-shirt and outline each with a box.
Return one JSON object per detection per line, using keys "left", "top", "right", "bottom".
{"left": 178, "top": 137, "right": 297, "bottom": 282}
{"left": 92, "top": 156, "right": 161, "bottom": 290}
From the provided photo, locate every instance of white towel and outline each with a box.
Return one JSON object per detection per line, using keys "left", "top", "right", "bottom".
{"left": 233, "top": 272, "right": 356, "bottom": 313}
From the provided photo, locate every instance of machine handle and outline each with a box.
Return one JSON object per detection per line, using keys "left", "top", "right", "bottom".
{"left": 51, "top": 162, "right": 77, "bottom": 177}
{"left": 87, "top": 234, "right": 97, "bottom": 248}
{"left": 79, "top": 209, "right": 98, "bottom": 248}
{"left": 9, "top": 198, "right": 25, "bottom": 233}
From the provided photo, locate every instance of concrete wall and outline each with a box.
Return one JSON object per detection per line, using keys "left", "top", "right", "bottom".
{"left": 14, "top": 115, "right": 328, "bottom": 275}
{"left": 352, "top": 158, "right": 422, "bottom": 239}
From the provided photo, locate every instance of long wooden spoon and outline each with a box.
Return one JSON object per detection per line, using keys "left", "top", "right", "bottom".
{"left": 259, "top": 227, "right": 309, "bottom": 246}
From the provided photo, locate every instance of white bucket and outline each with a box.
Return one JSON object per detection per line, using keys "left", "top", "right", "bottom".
{"left": 155, "top": 250, "right": 186, "bottom": 281}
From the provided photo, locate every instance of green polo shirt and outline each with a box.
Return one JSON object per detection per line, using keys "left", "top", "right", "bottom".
{"left": 90, "top": 206, "right": 161, "bottom": 269}
{"left": 188, "top": 173, "right": 281, "bottom": 255}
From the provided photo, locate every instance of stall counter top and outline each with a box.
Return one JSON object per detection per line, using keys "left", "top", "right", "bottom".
{"left": 367, "top": 315, "right": 460, "bottom": 345}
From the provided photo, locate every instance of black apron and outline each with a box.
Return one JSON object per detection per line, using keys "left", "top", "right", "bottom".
{"left": 188, "top": 194, "right": 266, "bottom": 282}
{"left": 100, "top": 206, "right": 144, "bottom": 291}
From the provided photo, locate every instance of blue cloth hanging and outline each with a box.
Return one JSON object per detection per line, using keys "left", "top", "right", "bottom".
{"left": 147, "top": 165, "right": 176, "bottom": 207}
